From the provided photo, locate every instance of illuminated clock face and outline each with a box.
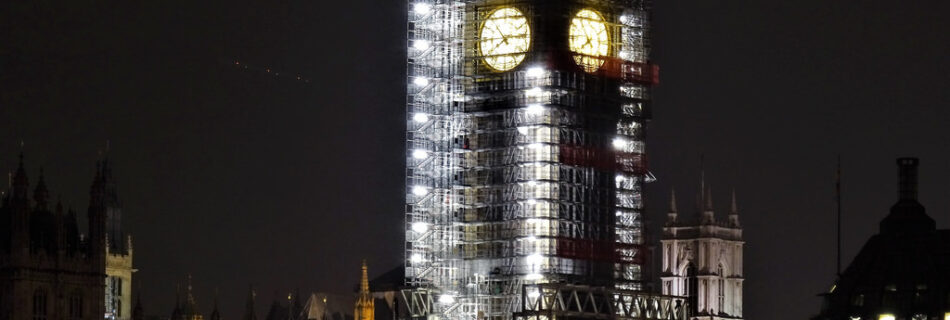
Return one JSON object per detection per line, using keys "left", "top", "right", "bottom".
{"left": 569, "top": 9, "right": 609, "bottom": 72}
{"left": 479, "top": 7, "right": 531, "bottom": 71}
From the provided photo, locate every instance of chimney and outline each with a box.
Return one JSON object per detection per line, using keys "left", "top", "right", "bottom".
{"left": 897, "top": 157, "right": 918, "bottom": 201}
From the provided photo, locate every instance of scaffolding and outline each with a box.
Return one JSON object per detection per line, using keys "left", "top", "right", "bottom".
{"left": 405, "top": 1, "right": 657, "bottom": 319}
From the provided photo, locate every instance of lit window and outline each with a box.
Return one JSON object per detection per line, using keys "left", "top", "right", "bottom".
{"left": 878, "top": 314, "right": 895, "bottom": 320}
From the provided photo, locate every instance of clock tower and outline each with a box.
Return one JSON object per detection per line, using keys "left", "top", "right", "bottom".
{"left": 404, "top": 1, "right": 668, "bottom": 319}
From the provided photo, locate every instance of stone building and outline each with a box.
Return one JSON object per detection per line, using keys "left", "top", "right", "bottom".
{"left": 660, "top": 182, "right": 744, "bottom": 319}
{"left": 0, "top": 154, "right": 114, "bottom": 320}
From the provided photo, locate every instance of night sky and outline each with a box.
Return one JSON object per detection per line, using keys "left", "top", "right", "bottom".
{"left": 2, "top": 1, "right": 948, "bottom": 319}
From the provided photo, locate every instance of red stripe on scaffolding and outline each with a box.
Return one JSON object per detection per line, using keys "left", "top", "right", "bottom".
{"left": 559, "top": 145, "right": 648, "bottom": 174}
{"left": 555, "top": 238, "right": 647, "bottom": 264}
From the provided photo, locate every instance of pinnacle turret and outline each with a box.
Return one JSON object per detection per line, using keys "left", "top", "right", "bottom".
{"left": 355, "top": 260, "right": 375, "bottom": 320}
{"left": 12, "top": 153, "right": 29, "bottom": 202}
{"left": 666, "top": 188, "right": 678, "bottom": 225}
{"left": 728, "top": 189, "right": 740, "bottom": 227}
{"left": 702, "top": 186, "right": 715, "bottom": 224}
{"left": 209, "top": 289, "right": 221, "bottom": 320}
{"left": 243, "top": 285, "right": 258, "bottom": 320}
{"left": 34, "top": 168, "right": 49, "bottom": 210}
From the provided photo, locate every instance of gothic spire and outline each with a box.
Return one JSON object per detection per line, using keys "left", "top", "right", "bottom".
{"left": 355, "top": 260, "right": 375, "bottom": 320}
{"left": 702, "top": 186, "right": 715, "bottom": 224}
{"left": 132, "top": 294, "right": 145, "bottom": 320}
{"left": 34, "top": 168, "right": 49, "bottom": 210}
{"left": 12, "top": 152, "right": 29, "bottom": 202}
{"left": 243, "top": 285, "right": 258, "bottom": 320}
{"left": 670, "top": 188, "right": 677, "bottom": 213}
{"left": 360, "top": 260, "right": 370, "bottom": 293}
{"left": 730, "top": 189, "right": 737, "bottom": 214}
{"left": 209, "top": 288, "right": 221, "bottom": 320}
{"left": 171, "top": 283, "right": 182, "bottom": 320}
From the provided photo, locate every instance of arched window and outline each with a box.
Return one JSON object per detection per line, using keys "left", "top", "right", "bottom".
{"left": 32, "top": 289, "right": 48, "bottom": 320}
{"left": 69, "top": 291, "right": 83, "bottom": 320}
{"left": 685, "top": 264, "right": 698, "bottom": 315}
{"left": 717, "top": 264, "right": 725, "bottom": 314}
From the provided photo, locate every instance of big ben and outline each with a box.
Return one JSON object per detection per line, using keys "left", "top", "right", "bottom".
{"left": 404, "top": 1, "right": 674, "bottom": 319}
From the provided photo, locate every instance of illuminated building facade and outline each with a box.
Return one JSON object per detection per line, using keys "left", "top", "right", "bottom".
{"left": 661, "top": 187, "right": 743, "bottom": 320}
{"left": 0, "top": 155, "right": 108, "bottom": 320}
{"left": 101, "top": 159, "right": 136, "bottom": 320}
{"left": 403, "top": 1, "right": 682, "bottom": 319}
{"left": 812, "top": 158, "right": 950, "bottom": 320}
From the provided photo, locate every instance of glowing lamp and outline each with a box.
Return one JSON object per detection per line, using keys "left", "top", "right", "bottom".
{"left": 412, "top": 149, "right": 428, "bottom": 159}
{"left": 413, "top": 40, "right": 430, "bottom": 51}
{"left": 413, "top": 77, "right": 429, "bottom": 87}
{"left": 526, "top": 104, "right": 544, "bottom": 115}
{"left": 612, "top": 137, "right": 627, "bottom": 149}
{"left": 526, "top": 67, "right": 545, "bottom": 78}
{"left": 525, "top": 87, "right": 543, "bottom": 96}
{"left": 413, "top": 3, "right": 431, "bottom": 15}
{"left": 438, "top": 295, "right": 455, "bottom": 304}
{"left": 411, "top": 222, "right": 429, "bottom": 233}
{"left": 411, "top": 186, "right": 428, "bottom": 196}
{"left": 526, "top": 253, "right": 543, "bottom": 265}
{"left": 412, "top": 113, "right": 429, "bottom": 123}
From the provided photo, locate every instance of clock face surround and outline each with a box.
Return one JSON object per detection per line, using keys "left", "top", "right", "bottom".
{"left": 569, "top": 9, "right": 609, "bottom": 73}
{"left": 478, "top": 7, "right": 531, "bottom": 72}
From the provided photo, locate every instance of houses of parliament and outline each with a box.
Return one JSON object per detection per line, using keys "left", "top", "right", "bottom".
{"left": 0, "top": 154, "right": 136, "bottom": 320}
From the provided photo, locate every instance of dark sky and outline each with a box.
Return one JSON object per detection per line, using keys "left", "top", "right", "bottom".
{"left": 2, "top": 1, "right": 948, "bottom": 319}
